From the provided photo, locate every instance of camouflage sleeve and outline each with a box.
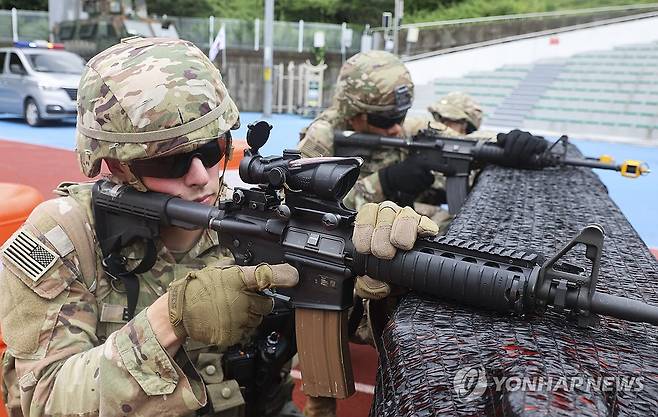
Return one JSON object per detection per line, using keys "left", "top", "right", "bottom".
{"left": 466, "top": 129, "right": 497, "bottom": 142}
{"left": 298, "top": 119, "right": 335, "bottom": 158}
{"left": 0, "top": 200, "right": 206, "bottom": 417}
{"left": 343, "top": 171, "right": 387, "bottom": 210}
{"left": 402, "top": 115, "right": 434, "bottom": 138}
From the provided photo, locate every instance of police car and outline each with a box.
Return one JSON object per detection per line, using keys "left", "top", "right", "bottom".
{"left": 0, "top": 41, "right": 84, "bottom": 126}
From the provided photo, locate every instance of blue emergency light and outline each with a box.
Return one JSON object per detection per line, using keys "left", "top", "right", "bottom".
{"left": 13, "top": 40, "right": 64, "bottom": 49}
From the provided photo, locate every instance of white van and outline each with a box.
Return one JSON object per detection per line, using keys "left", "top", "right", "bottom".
{"left": 0, "top": 41, "right": 84, "bottom": 126}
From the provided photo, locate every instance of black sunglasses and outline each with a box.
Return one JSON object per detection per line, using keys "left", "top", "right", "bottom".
{"left": 367, "top": 112, "right": 407, "bottom": 129}
{"left": 130, "top": 133, "right": 230, "bottom": 179}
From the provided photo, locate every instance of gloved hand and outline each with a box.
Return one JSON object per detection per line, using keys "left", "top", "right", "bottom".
{"left": 378, "top": 159, "right": 434, "bottom": 202}
{"left": 496, "top": 129, "right": 549, "bottom": 168}
{"left": 355, "top": 275, "right": 391, "bottom": 300}
{"left": 168, "top": 263, "right": 298, "bottom": 348}
{"left": 352, "top": 202, "right": 439, "bottom": 299}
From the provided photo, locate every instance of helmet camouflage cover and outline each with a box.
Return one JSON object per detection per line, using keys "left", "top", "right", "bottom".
{"left": 428, "top": 91, "right": 483, "bottom": 131}
{"left": 76, "top": 36, "right": 239, "bottom": 190}
{"left": 334, "top": 50, "right": 414, "bottom": 120}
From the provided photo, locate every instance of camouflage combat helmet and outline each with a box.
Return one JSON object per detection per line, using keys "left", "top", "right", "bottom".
{"left": 75, "top": 36, "right": 239, "bottom": 191}
{"left": 334, "top": 50, "right": 413, "bottom": 120}
{"left": 428, "top": 92, "right": 482, "bottom": 133}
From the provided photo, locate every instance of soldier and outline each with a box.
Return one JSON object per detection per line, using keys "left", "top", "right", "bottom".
{"left": 298, "top": 51, "right": 548, "bottom": 417}
{"left": 299, "top": 50, "right": 424, "bottom": 210}
{"left": 414, "top": 91, "right": 486, "bottom": 223}
{"left": 0, "top": 38, "right": 439, "bottom": 417}
{"left": 427, "top": 91, "right": 483, "bottom": 135}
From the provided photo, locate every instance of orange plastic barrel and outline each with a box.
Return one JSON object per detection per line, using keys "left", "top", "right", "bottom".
{"left": 0, "top": 183, "right": 43, "bottom": 417}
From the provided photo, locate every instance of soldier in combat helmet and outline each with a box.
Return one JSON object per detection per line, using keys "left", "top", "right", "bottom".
{"left": 427, "top": 91, "right": 484, "bottom": 135}
{"left": 0, "top": 38, "right": 440, "bottom": 417}
{"left": 298, "top": 51, "right": 548, "bottom": 417}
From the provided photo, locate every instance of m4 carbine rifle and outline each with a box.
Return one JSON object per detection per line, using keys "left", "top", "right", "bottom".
{"left": 92, "top": 121, "right": 658, "bottom": 401}
{"left": 334, "top": 128, "right": 650, "bottom": 214}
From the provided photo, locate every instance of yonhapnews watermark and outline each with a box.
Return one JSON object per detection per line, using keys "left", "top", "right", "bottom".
{"left": 453, "top": 366, "right": 644, "bottom": 402}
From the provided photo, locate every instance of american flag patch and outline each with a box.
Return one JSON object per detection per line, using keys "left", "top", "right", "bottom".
{"left": 3, "top": 231, "right": 58, "bottom": 282}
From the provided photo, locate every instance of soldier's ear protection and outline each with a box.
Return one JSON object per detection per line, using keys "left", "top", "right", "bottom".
{"left": 129, "top": 131, "right": 231, "bottom": 179}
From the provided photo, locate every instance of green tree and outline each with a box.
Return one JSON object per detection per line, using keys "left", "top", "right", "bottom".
{"left": 276, "top": 0, "right": 394, "bottom": 26}
{"left": 0, "top": 0, "right": 48, "bottom": 10}
{"left": 146, "top": 0, "right": 214, "bottom": 17}
{"left": 209, "top": 0, "right": 263, "bottom": 19}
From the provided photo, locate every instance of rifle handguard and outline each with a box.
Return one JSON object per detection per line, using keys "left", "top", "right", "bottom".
{"left": 354, "top": 247, "right": 531, "bottom": 314}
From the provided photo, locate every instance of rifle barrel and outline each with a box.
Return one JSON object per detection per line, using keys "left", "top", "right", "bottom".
{"left": 561, "top": 157, "right": 619, "bottom": 171}
{"left": 591, "top": 292, "right": 658, "bottom": 325}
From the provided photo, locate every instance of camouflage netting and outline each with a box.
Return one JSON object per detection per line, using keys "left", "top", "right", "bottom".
{"left": 372, "top": 147, "right": 658, "bottom": 416}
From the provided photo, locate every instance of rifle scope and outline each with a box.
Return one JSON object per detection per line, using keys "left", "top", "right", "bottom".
{"left": 239, "top": 121, "right": 362, "bottom": 201}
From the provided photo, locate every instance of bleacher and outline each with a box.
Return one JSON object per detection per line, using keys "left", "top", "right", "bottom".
{"left": 413, "top": 41, "right": 658, "bottom": 143}
{"left": 413, "top": 65, "right": 531, "bottom": 118}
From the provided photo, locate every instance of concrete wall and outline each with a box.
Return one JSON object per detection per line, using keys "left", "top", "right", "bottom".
{"left": 386, "top": 7, "right": 658, "bottom": 57}
{"left": 406, "top": 14, "right": 658, "bottom": 85}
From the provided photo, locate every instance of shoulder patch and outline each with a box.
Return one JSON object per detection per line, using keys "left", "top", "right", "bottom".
{"left": 2, "top": 230, "right": 58, "bottom": 283}
{"left": 44, "top": 225, "right": 74, "bottom": 257}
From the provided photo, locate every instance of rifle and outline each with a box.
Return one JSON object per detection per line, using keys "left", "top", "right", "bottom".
{"left": 91, "top": 121, "right": 658, "bottom": 400}
{"left": 334, "top": 129, "right": 650, "bottom": 214}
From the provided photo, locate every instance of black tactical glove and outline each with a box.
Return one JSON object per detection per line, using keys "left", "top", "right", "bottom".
{"left": 496, "top": 129, "right": 549, "bottom": 168}
{"left": 378, "top": 160, "right": 434, "bottom": 204}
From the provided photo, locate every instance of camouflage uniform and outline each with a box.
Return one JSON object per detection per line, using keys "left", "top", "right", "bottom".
{"left": 299, "top": 51, "right": 443, "bottom": 211}
{"left": 297, "top": 51, "right": 457, "bottom": 417}
{"left": 0, "top": 37, "right": 297, "bottom": 417}
{"left": 428, "top": 91, "right": 483, "bottom": 134}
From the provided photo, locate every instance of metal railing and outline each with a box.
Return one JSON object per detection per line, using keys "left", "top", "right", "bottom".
{"left": 0, "top": 8, "right": 361, "bottom": 54}
{"left": 403, "top": 10, "right": 658, "bottom": 62}
{"left": 370, "top": 3, "right": 658, "bottom": 57}
{"left": 373, "top": 3, "right": 658, "bottom": 31}
{"left": 173, "top": 15, "right": 360, "bottom": 53}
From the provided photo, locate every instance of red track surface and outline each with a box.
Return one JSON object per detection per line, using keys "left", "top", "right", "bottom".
{"left": 0, "top": 139, "right": 92, "bottom": 197}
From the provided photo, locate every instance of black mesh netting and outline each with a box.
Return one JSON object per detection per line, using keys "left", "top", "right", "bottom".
{"left": 371, "top": 154, "right": 658, "bottom": 416}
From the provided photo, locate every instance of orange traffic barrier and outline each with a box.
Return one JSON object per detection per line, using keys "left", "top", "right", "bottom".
{"left": 0, "top": 183, "right": 43, "bottom": 245}
{"left": 0, "top": 328, "right": 4, "bottom": 417}
{"left": 224, "top": 139, "right": 249, "bottom": 189}
{"left": 227, "top": 139, "right": 248, "bottom": 170}
{"left": 0, "top": 183, "right": 42, "bottom": 417}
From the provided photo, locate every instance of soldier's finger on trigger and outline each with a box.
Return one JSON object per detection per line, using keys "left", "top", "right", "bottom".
{"left": 248, "top": 294, "right": 275, "bottom": 316}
